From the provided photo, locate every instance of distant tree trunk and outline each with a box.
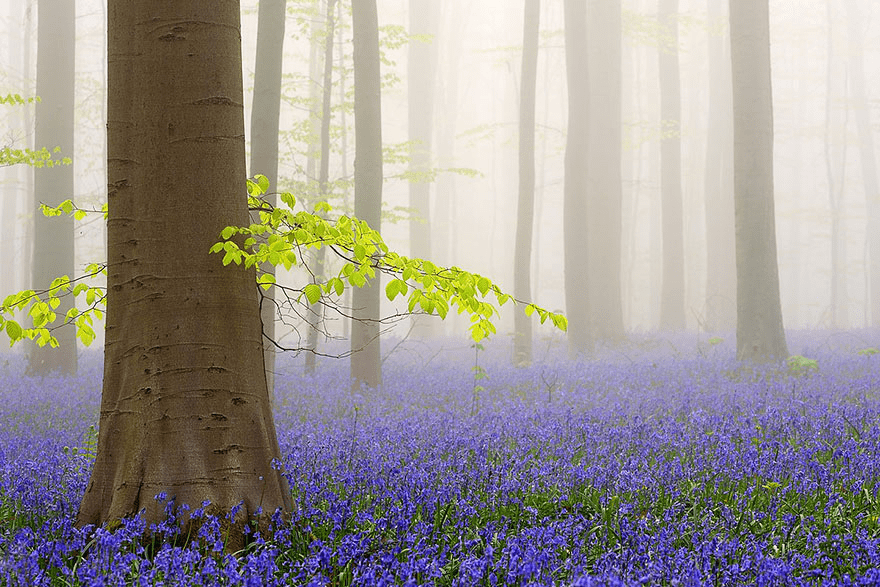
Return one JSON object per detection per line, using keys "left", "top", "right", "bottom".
{"left": 844, "top": 0, "right": 880, "bottom": 327}
{"left": 563, "top": 0, "right": 592, "bottom": 356}
{"left": 28, "top": 0, "right": 77, "bottom": 375}
{"left": 1, "top": 0, "right": 23, "bottom": 299}
{"left": 351, "top": 0, "right": 383, "bottom": 388}
{"left": 586, "top": 0, "right": 624, "bottom": 341}
{"left": 824, "top": 0, "right": 848, "bottom": 328}
{"left": 305, "top": 0, "right": 337, "bottom": 375}
{"left": 658, "top": 0, "right": 685, "bottom": 330}
{"left": 703, "top": 0, "right": 736, "bottom": 331}
{"left": 513, "top": 0, "right": 539, "bottom": 366}
{"left": 249, "top": 0, "right": 285, "bottom": 399}
{"left": 729, "top": 0, "right": 788, "bottom": 361}
{"left": 304, "top": 1, "right": 323, "bottom": 375}
{"left": 79, "top": 0, "right": 290, "bottom": 545}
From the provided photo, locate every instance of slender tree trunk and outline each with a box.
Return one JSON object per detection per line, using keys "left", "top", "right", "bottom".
{"left": 824, "top": 0, "right": 848, "bottom": 328}
{"left": 563, "top": 0, "right": 592, "bottom": 356}
{"left": 586, "top": 0, "right": 624, "bottom": 341}
{"left": 350, "top": 0, "right": 383, "bottom": 388}
{"left": 704, "top": 0, "right": 736, "bottom": 331}
{"left": 305, "top": 0, "right": 337, "bottom": 375}
{"left": 337, "top": 0, "right": 352, "bottom": 341}
{"left": 844, "top": 0, "right": 880, "bottom": 327}
{"left": 1, "top": 0, "right": 23, "bottom": 299}
{"left": 79, "top": 0, "right": 291, "bottom": 545}
{"left": 730, "top": 0, "right": 788, "bottom": 361}
{"left": 249, "top": 0, "right": 286, "bottom": 399}
{"left": 513, "top": 0, "right": 540, "bottom": 366}
{"left": 28, "top": 0, "right": 77, "bottom": 375}
{"left": 658, "top": 0, "right": 685, "bottom": 330}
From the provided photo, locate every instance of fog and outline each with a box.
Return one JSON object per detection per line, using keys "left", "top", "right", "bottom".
{"left": 2, "top": 0, "right": 879, "bottom": 354}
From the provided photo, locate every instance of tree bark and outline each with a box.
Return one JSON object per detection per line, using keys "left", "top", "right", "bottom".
{"left": 350, "top": 0, "right": 383, "bottom": 388}
{"left": 730, "top": 0, "right": 788, "bottom": 361}
{"left": 658, "top": 0, "right": 685, "bottom": 330}
{"left": 28, "top": 0, "right": 77, "bottom": 375}
{"left": 513, "top": 0, "right": 539, "bottom": 366}
{"left": 563, "top": 0, "right": 592, "bottom": 356}
{"left": 703, "top": 0, "right": 736, "bottom": 331}
{"left": 249, "top": 0, "right": 286, "bottom": 399}
{"left": 79, "top": 0, "right": 291, "bottom": 544}
{"left": 586, "top": 0, "right": 624, "bottom": 341}
{"left": 844, "top": 0, "right": 880, "bottom": 327}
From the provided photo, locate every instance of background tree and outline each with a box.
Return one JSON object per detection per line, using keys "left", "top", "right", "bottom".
{"left": 513, "top": 0, "right": 540, "bottom": 366}
{"left": 249, "top": 0, "right": 286, "bottom": 396}
{"left": 563, "top": 0, "right": 592, "bottom": 356}
{"left": 844, "top": 0, "right": 880, "bottom": 327}
{"left": 29, "top": 0, "right": 77, "bottom": 375}
{"left": 586, "top": 0, "right": 624, "bottom": 341}
{"left": 658, "top": 0, "right": 685, "bottom": 330}
{"left": 730, "top": 0, "right": 788, "bottom": 361}
{"left": 78, "top": 0, "right": 291, "bottom": 540}
{"left": 703, "top": 0, "right": 736, "bottom": 331}
{"left": 351, "top": 0, "right": 383, "bottom": 388}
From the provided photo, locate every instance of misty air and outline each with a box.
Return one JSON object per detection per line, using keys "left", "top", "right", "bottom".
{"left": 0, "top": 0, "right": 879, "bottom": 583}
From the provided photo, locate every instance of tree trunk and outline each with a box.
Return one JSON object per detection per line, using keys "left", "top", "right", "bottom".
{"left": 305, "top": 0, "right": 338, "bottom": 375}
{"left": 513, "top": 0, "right": 539, "bottom": 366}
{"left": 249, "top": 0, "right": 286, "bottom": 399}
{"left": 824, "top": 0, "right": 848, "bottom": 328}
{"left": 658, "top": 0, "right": 685, "bottom": 330}
{"left": 563, "top": 0, "right": 592, "bottom": 356}
{"left": 703, "top": 0, "right": 736, "bottom": 331}
{"left": 586, "top": 0, "right": 624, "bottom": 341}
{"left": 350, "top": 0, "right": 383, "bottom": 388}
{"left": 844, "top": 0, "right": 880, "bottom": 327}
{"left": 79, "top": 0, "right": 291, "bottom": 545}
{"left": 28, "top": 0, "right": 77, "bottom": 375}
{"left": 729, "top": 0, "right": 788, "bottom": 361}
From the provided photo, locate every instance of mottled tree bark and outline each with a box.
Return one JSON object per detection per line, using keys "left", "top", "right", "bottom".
{"left": 79, "top": 0, "right": 291, "bottom": 544}
{"left": 249, "top": 0, "right": 286, "bottom": 398}
{"left": 730, "top": 0, "right": 788, "bottom": 361}
{"left": 350, "top": 0, "right": 383, "bottom": 388}
{"left": 28, "top": 0, "right": 77, "bottom": 375}
{"left": 513, "top": 0, "right": 540, "bottom": 366}
{"left": 658, "top": 0, "right": 685, "bottom": 330}
{"left": 563, "top": 0, "right": 592, "bottom": 356}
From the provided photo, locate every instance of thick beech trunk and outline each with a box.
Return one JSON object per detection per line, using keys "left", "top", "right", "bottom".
{"left": 563, "top": 0, "right": 592, "bottom": 355}
{"left": 730, "top": 0, "right": 788, "bottom": 361}
{"left": 350, "top": 0, "right": 383, "bottom": 388}
{"left": 513, "top": 0, "right": 540, "bottom": 366}
{"left": 79, "top": 0, "right": 291, "bottom": 541}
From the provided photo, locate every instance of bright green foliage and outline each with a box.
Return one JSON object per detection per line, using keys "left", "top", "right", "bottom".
{"left": 0, "top": 145, "right": 71, "bottom": 168}
{"left": 857, "top": 347, "right": 879, "bottom": 357}
{"left": 211, "top": 176, "right": 567, "bottom": 343}
{"left": 787, "top": 355, "right": 819, "bottom": 377}
{"left": 1, "top": 176, "right": 565, "bottom": 350}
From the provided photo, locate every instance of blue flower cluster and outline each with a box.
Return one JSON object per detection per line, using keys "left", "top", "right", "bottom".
{"left": 1, "top": 332, "right": 880, "bottom": 585}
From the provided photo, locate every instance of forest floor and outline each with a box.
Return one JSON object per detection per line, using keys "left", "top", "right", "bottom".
{"left": 1, "top": 330, "right": 880, "bottom": 585}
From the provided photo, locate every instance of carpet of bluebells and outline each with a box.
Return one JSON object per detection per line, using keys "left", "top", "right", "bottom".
{"left": 2, "top": 331, "right": 880, "bottom": 586}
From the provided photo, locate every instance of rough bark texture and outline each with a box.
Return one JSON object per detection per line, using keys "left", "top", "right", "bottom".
{"left": 28, "top": 0, "right": 77, "bottom": 375}
{"left": 586, "top": 0, "right": 624, "bottom": 341}
{"left": 563, "top": 0, "right": 592, "bottom": 356}
{"left": 351, "top": 0, "right": 383, "bottom": 388}
{"left": 249, "top": 0, "right": 286, "bottom": 398}
{"left": 703, "top": 0, "right": 736, "bottom": 331}
{"left": 729, "top": 0, "right": 788, "bottom": 361}
{"left": 79, "top": 0, "right": 291, "bottom": 540}
{"left": 844, "top": 0, "right": 880, "bottom": 327}
{"left": 658, "top": 0, "right": 685, "bottom": 330}
{"left": 513, "top": 0, "right": 539, "bottom": 366}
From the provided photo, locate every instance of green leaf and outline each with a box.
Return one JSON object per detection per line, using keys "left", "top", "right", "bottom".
{"left": 221, "top": 226, "right": 236, "bottom": 240}
{"left": 304, "top": 283, "right": 322, "bottom": 304}
{"left": 5, "top": 320, "right": 22, "bottom": 342}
